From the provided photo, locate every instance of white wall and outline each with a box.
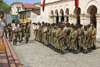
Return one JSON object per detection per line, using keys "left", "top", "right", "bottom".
{"left": 30, "top": 12, "right": 40, "bottom": 23}
{"left": 3, "top": 14, "right": 11, "bottom": 24}
{"left": 11, "top": 3, "right": 23, "bottom": 15}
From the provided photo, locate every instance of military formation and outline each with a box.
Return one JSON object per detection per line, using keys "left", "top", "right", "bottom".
{"left": 4, "top": 22, "right": 31, "bottom": 46}
{"left": 33, "top": 22, "right": 97, "bottom": 54}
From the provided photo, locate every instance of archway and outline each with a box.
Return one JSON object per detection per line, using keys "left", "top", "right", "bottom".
{"left": 50, "top": 10, "right": 54, "bottom": 23}
{"left": 65, "top": 8, "right": 69, "bottom": 23}
{"left": 55, "top": 10, "right": 59, "bottom": 23}
{"left": 74, "top": 8, "right": 81, "bottom": 24}
{"left": 60, "top": 9, "right": 64, "bottom": 22}
{"left": 87, "top": 5, "right": 97, "bottom": 28}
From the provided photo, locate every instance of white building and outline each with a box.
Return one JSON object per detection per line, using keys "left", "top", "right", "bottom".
{"left": 40, "top": 0, "right": 100, "bottom": 39}
{"left": 11, "top": 1, "right": 41, "bottom": 15}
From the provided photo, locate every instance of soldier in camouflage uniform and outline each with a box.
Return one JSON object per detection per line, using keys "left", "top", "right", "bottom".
{"left": 23, "top": 23, "right": 31, "bottom": 43}
{"left": 7, "top": 23, "right": 13, "bottom": 41}
{"left": 58, "top": 26, "right": 65, "bottom": 54}
{"left": 18, "top": 23, "right": 23, "bottom": 43}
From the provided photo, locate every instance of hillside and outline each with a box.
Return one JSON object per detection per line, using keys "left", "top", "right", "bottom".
{"left": 0, "top": 0, "right": 11, "bottom": 13}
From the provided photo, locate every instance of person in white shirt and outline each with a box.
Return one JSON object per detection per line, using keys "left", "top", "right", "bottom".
{"left": 33, "top": 23, "right": 37, "bottom": 40}
{"left": 13, "top": 23, "right": 18, "bottom": 46}
{"left": 0, "top": 11, "right": 4, "bottom": 38}
{"left": 36, "top": 23, "right": 40, "bottom": 41}
{"left": 43, "top": 24, "right": 47, "bottom": 45}
{"left": 2, "top": 19, "right": 7, "bottom": 38}
{"left": 63, "top": 24, "right": 67, "bottom": 31}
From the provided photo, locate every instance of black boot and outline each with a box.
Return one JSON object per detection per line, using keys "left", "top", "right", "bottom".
{"left": 83, "top": 50, "right": 88, "bottom": 54}
{"left": 73, "top": 50, "right": 77, "bottom": 54}
{"left": 92, "top": 47, "right": 96, "bottom": 50}
{"left": 61, "top": 51, "right": 65, "bottom": 54}
{"left": 19, "top": 41, "right": 21, "bottom": 43}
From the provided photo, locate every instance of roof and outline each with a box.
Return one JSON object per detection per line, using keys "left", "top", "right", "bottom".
{"left": 22, "top": 3, "right": 37, "bottom": 8}
{"left": 18, "top": 10, "right": 40, "bottom": 15}
{"left": 31, "top": 11, "right": 40, "bottom": 15}
{"left": 13, "top": 1, "right": 22, "bottom": 4}
{"left": 34, "top": 2, "right": 41, "bottom": 4}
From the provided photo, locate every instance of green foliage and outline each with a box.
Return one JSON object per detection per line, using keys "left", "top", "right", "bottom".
{"left": 0, "top": 0, "right": 11, "bottom": 13}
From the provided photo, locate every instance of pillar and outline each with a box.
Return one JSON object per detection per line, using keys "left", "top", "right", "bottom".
{"left": 68, "top": 14, "right": 72, "bottom": 24}
{"left": 85, "top": 14, "right": 90, "bottom": 25}
{"left": 96, "top": 14, "right": 100, "bottom": 40}
{"left": 80, "top": 14, "right": 85, "bottom": 26}
{"left": 50, "top": 16, "right": 54, "bottom": 24}
{"left": 54, "top": 16, "right": 57, "bottom": 23}
{"left": 72, "top": 15, "right": 77, "bottom": 25}
{"left": 64, "top": 15, "right": 68, "bottom": 23}
{"left": 59, "top": 15, "right": 61, "bottom": 22}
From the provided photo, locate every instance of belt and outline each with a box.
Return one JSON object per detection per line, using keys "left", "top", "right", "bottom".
{"left": 14, "top": 32, "right": 18, "bottom": 33}
{"left": 78, "top": 34, "right": 82, "bottom": 36}
{"left": 71, "top": 38, "right": 74, "bottom": 39}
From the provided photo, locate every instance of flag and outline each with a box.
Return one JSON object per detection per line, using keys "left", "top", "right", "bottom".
{"left": 75, "top": 0, "right": 79, "bottom": 8}
{"left": 42, "top": 0, "right": 45, "bottom": 11}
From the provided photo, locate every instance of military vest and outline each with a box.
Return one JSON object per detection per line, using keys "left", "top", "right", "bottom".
{"left": 8, "top": 26, "right": 12, "bottom": 32}
{"left": 18, "top": 27, "right": 23, "bottom": 32}
{"left": 25, "top": 26, "right": 29, "bottom": 33}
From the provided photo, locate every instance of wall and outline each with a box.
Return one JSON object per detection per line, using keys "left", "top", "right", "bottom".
{"left": 30, "top": 12, "right": 40, "bottom": 23}
{"left": 3, "top": 14, "right": 11, "bottom": 24}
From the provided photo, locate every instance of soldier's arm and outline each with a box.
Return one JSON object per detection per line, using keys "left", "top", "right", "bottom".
{"left": 29, "top": 28, "right": 31, "bottom": 34}
{"left": 94, "top": 31, "right": 97, "bottom": 39}
{"left": 84, "top": 36, "right": 86, "bottom": 44}
{"left": 74, "top": 34, "right": 78, "bottom": 43}
{"left": 88, "top": 33, "right": 91, "bottom": 41}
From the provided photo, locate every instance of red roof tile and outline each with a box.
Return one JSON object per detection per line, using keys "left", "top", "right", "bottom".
{"left": 22, "top": 3, "right": 37, "bottom": 8}
{"left": 13, "top": 1, "right": 22, "bottom": 4}
{"left": 34, "top": 2, "right": 41, "bottom": 4}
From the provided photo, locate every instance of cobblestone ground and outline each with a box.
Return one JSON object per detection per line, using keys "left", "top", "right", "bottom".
{"left": 10, "top": 26, "right": 100, "bottom": 67}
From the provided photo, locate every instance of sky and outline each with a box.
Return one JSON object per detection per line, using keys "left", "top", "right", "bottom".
{"left": 3, "top": 0, "right": 41, "bottom": 5}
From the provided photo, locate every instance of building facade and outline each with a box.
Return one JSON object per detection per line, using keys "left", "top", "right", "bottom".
{"left": 18, "top": 10, "right": 40, "bottom": 23}
{"left": 40, "top": 0, "right": 100, "bottom": 39}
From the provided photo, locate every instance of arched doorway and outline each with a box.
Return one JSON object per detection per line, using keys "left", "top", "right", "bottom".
{"left": 60, "top": 9, "right": 64, "bottom": 22}
{"left": 50, "top": 10, "right": 54, "bottom": 23}
{"left": 87, "top": 5, "right": 97, "bottom": 28}
{"left": 65, "top": 8, "right": 69, "bottom": 23}
{"left": 74, "top": 8, "right": 81, "bottom": 24}
{"left": 55, "top": 10, "right": 59, "bottom": 23}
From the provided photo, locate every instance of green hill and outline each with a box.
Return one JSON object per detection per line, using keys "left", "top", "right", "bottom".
{"left": 0, "top": 0, "right": 11, "bottom": 13}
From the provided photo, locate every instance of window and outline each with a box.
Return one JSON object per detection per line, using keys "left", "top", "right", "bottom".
{"left": 25, "top": 8, "right": 27, "bottom": 10}
{"left": 17, "top": 8, "right": 19, "bottom": 12}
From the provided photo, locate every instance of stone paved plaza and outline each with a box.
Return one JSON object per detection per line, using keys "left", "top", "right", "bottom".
{"left": 10, "top": 27, "right": 100, "bottom": 67}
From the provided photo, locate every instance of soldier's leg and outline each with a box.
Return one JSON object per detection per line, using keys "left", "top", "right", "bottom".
{"left": 93, "top": 38, "right": 96, "bottom": 48}
{"left": 34, "top": 31, "right": 36, "bottom": 40}
{"left": 13, "top": 34, "right": 16, "bottom": 44}
{"left": 15, "top": 33, "right": 18, "bottom": 45}
{"left": 44, "top": 34, "right": 46, "bottom": 45}
{"left": 5, "top": 30, "right": 7, "bottom": 38}
{"left": 62, "top": 39, "right": 65, "bottom": 52}
{"left": 47, "top": 36, "right": 49, "bottom": 45}
{"left": 36, "top": 31, "right": 38, "bottom": 40}
{"left": 83, "top": 42, "right": 88, "bottom": 53}
{"left": 45, "top": 33, "right": 47, "bottom": 45}
{"left": 9, "top": 32, "right": 10, "bottom": 40}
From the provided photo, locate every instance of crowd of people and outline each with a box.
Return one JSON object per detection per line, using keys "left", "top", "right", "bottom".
{"left": 33, "top": 22, "right": 97, "bottom": 54}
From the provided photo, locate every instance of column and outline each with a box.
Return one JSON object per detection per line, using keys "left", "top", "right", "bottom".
{"left": 64, "top": 15, "right": 67, "bottom": 23}
{"left": 54, "top": 15, "right": 57, "bottom": 23}
{"left": 80, "top": 14, "right": 85, "bottom": 26}
{"left": 59, "top": 15, "right": 61, "bottom": 22}
{"left": 84, "top": 14, "right": 90, "bottom": 25}
{"left": 50, "top": 15, "right": 54, "bottom": 24}
{"left": 96, "top": 14, "right": 100, "bottom": 39}
{"left": 68, "top": 14, "right": 72, "bottom": 24}
{"left": 72, "top": 15, "right": 77, "bottom": 25}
